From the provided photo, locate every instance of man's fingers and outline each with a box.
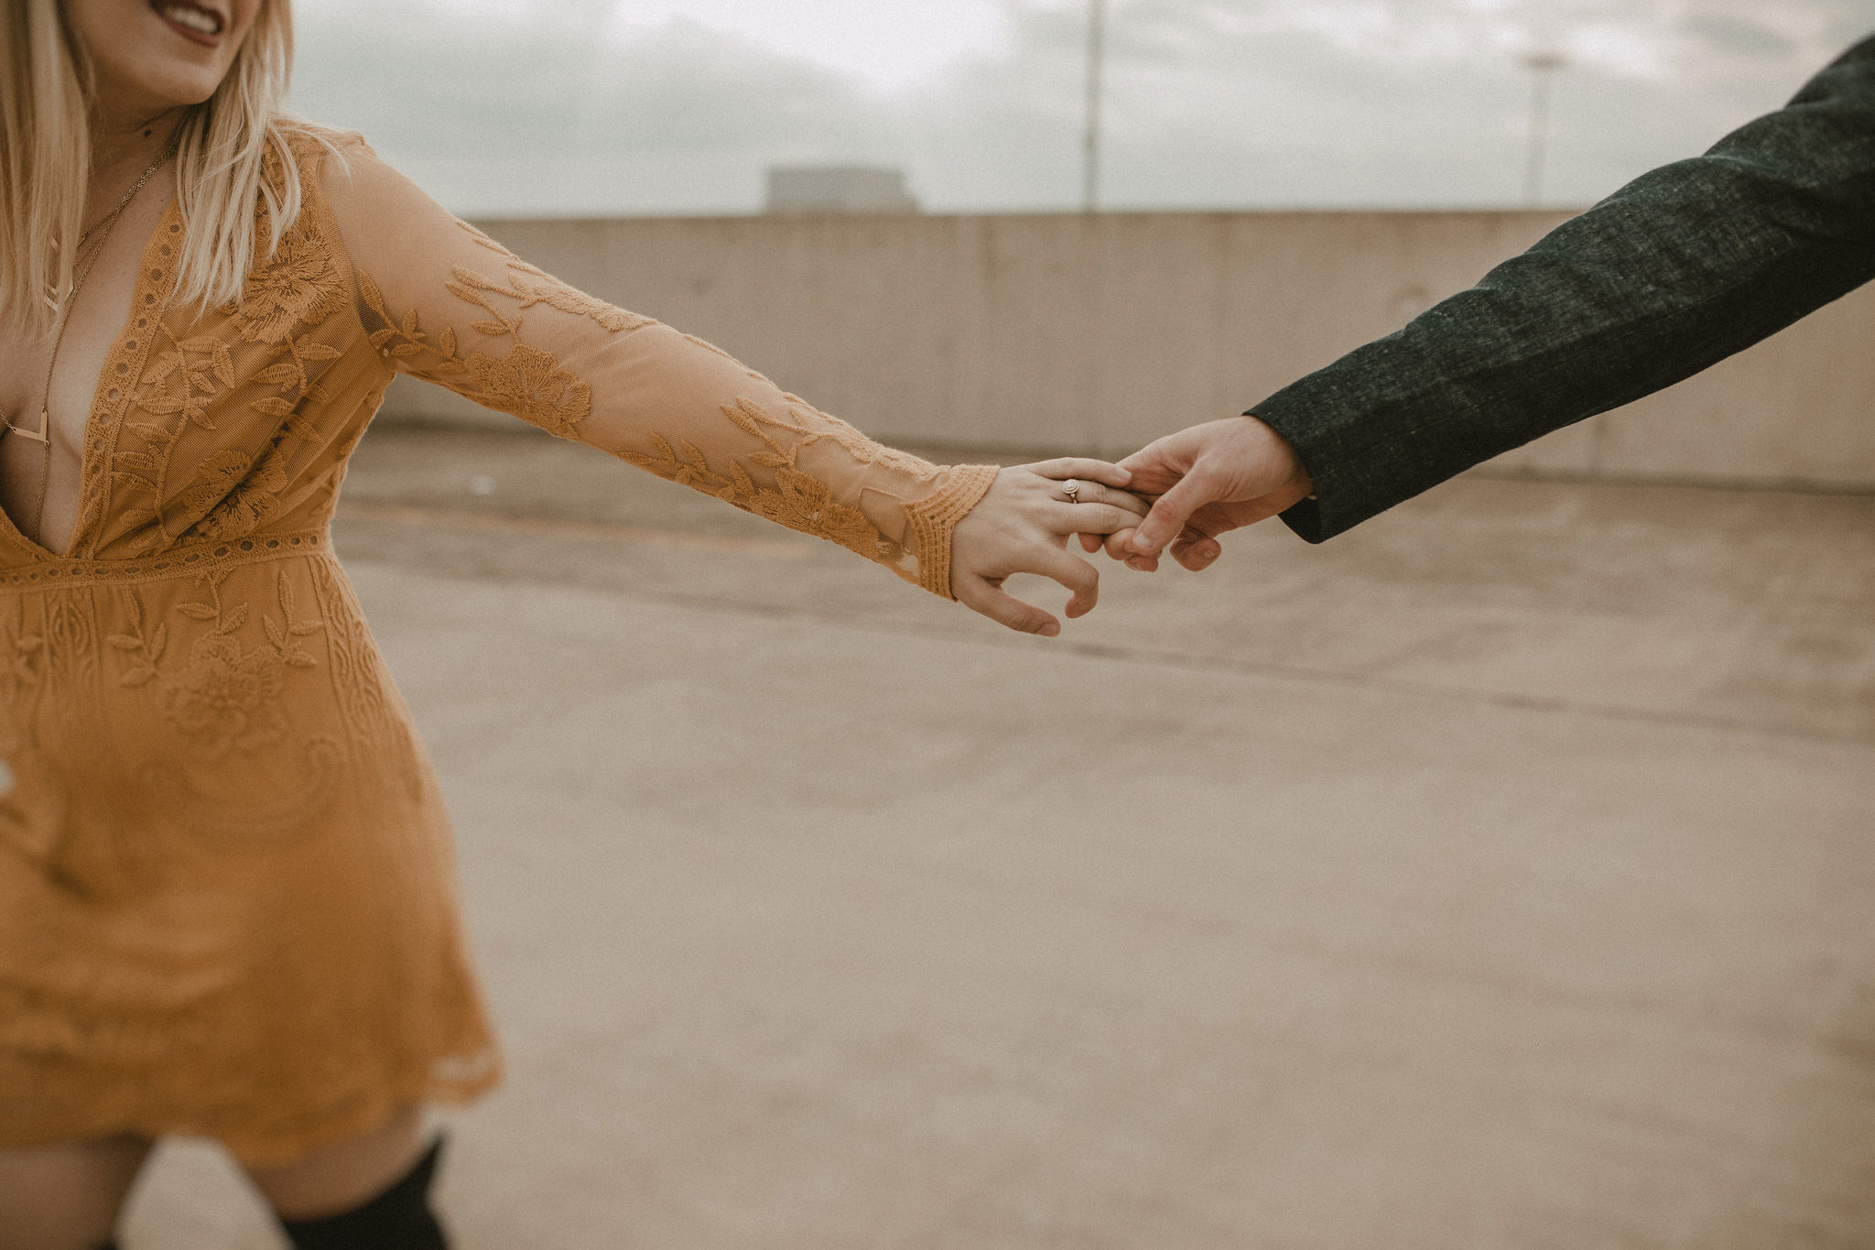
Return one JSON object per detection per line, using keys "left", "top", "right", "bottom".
{"left": 1170, "top": 530, "right": 1223, "bottom": 571}
{"left": 1114, "top": 438, "right": 1177, "bottom": 477}
{"left": 1102, "top": 527, "right": 1161, "bottom": 571}
{"left": 1080, "top": 533, "right": 1103, "bottom": 554}
{"left": 956, "top": 575, "right": 1062, "bottom": 637}
{"left": 1130, "top": 473, "right": 1214, "bottom": 557}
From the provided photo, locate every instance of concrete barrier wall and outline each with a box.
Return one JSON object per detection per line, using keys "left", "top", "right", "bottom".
{"left": 383, "top": 211, "right": 1875, "bottom": 489}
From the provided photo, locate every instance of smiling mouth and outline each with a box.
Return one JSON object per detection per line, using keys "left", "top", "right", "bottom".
{"left": 149, "top": 1, "right": 226, "bottom": 39}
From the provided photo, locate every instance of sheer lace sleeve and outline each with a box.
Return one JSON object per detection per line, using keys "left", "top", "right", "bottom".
{"left": 318, "top": 142, "right": 998, "bottom": 598}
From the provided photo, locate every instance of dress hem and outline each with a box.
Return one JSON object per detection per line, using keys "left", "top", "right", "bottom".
{"left": 0, "top": 1060, "right": 503, "bottom": 1170}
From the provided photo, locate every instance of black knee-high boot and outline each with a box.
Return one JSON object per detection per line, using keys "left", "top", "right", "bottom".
{"left": 277, "top": 1136, "right": 450, "bottom": 1250}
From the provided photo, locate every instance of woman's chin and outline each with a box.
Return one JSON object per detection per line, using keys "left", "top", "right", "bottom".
{"left": 99, "top": 68, "right": 226, "bottom": 121}
{"left": 76, "top": 7, "right": 246, "bottom": 124}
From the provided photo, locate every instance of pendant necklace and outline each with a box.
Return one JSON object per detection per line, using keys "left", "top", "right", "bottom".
{"left": 3, "top": 140, "right": 177, "bottom": 544}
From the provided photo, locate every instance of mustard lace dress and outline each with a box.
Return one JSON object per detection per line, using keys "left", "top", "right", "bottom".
{"left": 0, "top": 131, "right": 997, "bottom": 1166}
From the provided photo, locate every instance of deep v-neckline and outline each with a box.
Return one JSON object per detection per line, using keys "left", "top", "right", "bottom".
{"left": 0, "top": 191, "right": 182, "bottom": 562}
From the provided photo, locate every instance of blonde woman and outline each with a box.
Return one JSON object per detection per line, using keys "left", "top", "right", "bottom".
{"left": 0, "top": 3, "right": 1148, "bottom": 1247}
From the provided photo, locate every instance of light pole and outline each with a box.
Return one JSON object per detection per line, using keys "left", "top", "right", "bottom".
{"left": 1521, "top": 50, "right": 1567, "bottom": 207}
{"left": 1083, "top": 0, "right": 1107, "bottom": 212}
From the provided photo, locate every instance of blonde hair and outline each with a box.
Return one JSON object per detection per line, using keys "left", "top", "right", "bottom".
{"left": 1, "top": 0, "right": 321, "bottom": 336}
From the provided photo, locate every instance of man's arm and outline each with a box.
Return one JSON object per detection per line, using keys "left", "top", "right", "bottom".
{"left": 1124, "top": 34, "right": 1875, "bottom": 559}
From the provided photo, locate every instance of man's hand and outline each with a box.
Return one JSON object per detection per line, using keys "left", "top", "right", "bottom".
{"left": 1091, "top": 417, "right": 1313, "bottom": 572}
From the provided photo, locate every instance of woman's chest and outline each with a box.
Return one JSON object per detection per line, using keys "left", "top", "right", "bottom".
{"left": 0, "top": 188, "right": 376, "bottom": 559}
{"left": 0, "top": 184, "right": 176, "bottom": 441}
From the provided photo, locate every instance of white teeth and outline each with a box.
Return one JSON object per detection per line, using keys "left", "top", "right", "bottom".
{"left": 158, "top": 4, "right": 221, "bottom": 34}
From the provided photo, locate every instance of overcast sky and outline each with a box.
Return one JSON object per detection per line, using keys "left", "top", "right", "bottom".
{"left": 290, "top": 0, "right": 1875, "bottom": 217}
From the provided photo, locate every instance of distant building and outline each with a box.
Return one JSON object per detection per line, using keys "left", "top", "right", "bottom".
{"left": 766, "top": 166, "right": 919, "bottom": 215}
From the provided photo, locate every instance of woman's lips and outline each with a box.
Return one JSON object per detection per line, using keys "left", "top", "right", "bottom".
{"left": 149, "top": 1, "right": 226, "bottom": 48}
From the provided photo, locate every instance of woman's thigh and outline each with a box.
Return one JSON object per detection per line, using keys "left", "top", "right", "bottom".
{"left": 243, "top": 1105, "right": 425, "bottom": 1221}
{"left": 0, "top": 1135, "right": 153, "bottom": 1250}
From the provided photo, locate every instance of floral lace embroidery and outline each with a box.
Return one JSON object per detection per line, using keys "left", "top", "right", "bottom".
{"left": 105, "top": 205, "right": 346, "bottom": 555}
{"left": 455, "top": 221, "right": 654, "bottom": 334}
{"left": 42, "top": 591, "right": 98, "bottom": 688}
{"left": 355, "top": 266, "right": 591, "bottom": 438}
{"left": 461, "top": 343, "right": 589, "bottom": 439}
{"left": 623, "top": 398, "right": 897, "bottom": 563}
{"left": 110, "top": 569, "right": 325, "bottom": 762}
{"left": 224, "top": 228, "right": 348, "bottom": 345}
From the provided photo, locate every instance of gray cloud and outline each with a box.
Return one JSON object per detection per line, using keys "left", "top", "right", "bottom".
{"left": 1679, "top": 14, "right": 1800, "bottom": 59}
{"left": 290, "top": 0, "right": 1875, "bottom": 216}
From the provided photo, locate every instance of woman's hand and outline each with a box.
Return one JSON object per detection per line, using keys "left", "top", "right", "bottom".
{"left": 949, "top": 458, "right": 1148, "bottom": 636}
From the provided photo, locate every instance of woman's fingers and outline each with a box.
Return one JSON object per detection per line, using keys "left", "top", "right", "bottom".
{"left": 955, "top": 546, "right": 1100, "bottom": 630}
{"left": 1031, "top": 545, "right": 1101, "bottom": 617}
{"left": 955, "top": 575, "right": 1062, "bottom": 637}
{"left": 1048, "top": 501, "right": 1150, "bottom": 537}
{"left": 1020, "top": 457, "right": 1134, "bottom": 489}
{"left": 1025, "top": 476, "right": 1148, "bottom": 517}
{"left": 1086, "top": 483, "right": 1151, "bottom": 518}
{"left": 946, "top": 461, "right": 1130, "bottom": 634}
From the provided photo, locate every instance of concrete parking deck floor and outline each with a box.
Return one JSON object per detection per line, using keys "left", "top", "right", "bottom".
{"left": 122, "top": 428, "right": 1875, "bottom": 1249}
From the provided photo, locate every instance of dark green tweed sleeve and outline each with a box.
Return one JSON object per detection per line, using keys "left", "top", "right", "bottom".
{"left": 1256, "top": 35, "right": 1875, "bottom": 542}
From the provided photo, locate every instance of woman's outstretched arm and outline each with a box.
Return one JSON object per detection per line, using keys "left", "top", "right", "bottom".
{"left": 318, "top": 142, "right": 1143, "bottom": 633}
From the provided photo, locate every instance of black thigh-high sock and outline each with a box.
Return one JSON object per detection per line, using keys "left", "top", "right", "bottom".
{"left": 277, "top": 1136, "right": 449, "bottom": 1250}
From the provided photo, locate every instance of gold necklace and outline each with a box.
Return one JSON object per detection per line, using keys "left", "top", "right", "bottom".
{"left": 4, "top": 141, "right": 176, "bottom": 544}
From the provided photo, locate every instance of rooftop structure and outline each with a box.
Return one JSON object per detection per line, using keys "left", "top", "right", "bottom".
{"left": 766, "top": 165, "right": 919, "bottom": 215}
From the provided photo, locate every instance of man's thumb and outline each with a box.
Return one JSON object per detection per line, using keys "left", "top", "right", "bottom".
{"left": 1130, "top": 474, "right": 1211, "bottom": 557}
